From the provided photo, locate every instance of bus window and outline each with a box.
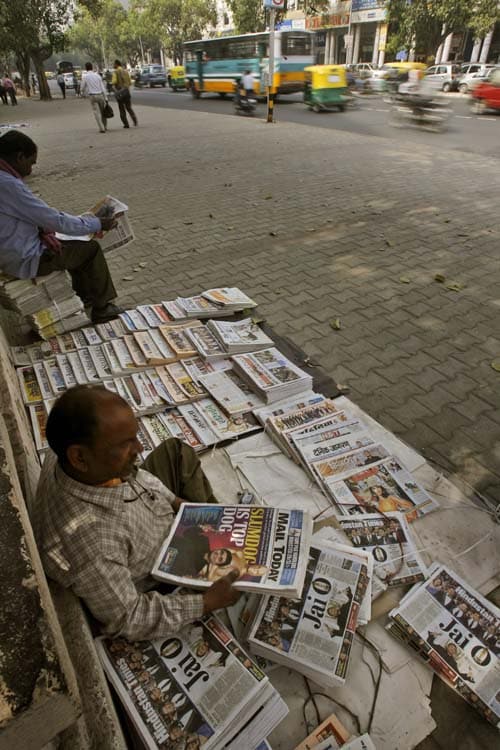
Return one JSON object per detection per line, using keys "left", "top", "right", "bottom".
{"left": 281, "top": 33, "right": 312, "bottom": 56}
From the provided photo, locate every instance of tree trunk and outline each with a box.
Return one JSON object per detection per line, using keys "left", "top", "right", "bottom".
{"left": 31, "top": 52, "right": 51, "bottom": 100}
{"left": 16, "top": 52, "right": 31, "bottom": 98}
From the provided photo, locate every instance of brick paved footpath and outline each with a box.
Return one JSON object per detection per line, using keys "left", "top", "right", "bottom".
{"left": 12, "top": 95, "right": 500, "bottom": 504}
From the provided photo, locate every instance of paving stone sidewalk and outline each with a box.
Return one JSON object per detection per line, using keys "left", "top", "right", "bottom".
{"left": 19, "top": 95, "right": 499, "bottom": 507}
{"left": 5, "top": 95, "right": 499, "bottom": 749}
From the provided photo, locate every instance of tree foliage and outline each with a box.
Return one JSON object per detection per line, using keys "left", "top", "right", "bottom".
{"left": 140, "top": 0, "right": 217, "bottom": 63}
{"left": 386, "top": 0, "right": 499, "bottom": 60}
{"left": 0, "top": 0, "right": 69, "bottom": 98}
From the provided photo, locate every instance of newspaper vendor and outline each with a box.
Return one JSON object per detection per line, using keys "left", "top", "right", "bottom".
{"left": 0, "top": 130, "right": 123, "bottom": 324}
{"left": 34, "top": 385, "right": 241, "bottom": 639}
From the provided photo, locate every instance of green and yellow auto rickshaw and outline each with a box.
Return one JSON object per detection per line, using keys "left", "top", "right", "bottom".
{"left": 168, "top": 65, "right": 186, "bottom": 91}
{"left": 304, "top": 65, "right": 350, "bottom": 112}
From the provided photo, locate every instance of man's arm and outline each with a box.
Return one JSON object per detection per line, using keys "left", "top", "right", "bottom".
{"left": 81, "top": 76, "right": 88, "bottom": 96}
{"left": 3, "top": 178, "right": 102, "bottom": 236}
{"left": 70, "top": 553, "right": 240, "bottom": 641}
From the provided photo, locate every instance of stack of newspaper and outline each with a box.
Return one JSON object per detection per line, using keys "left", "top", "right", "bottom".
{"left": 152, "top": 503, "right": 313, "bottom": 599}
{"left": 387, "top": 564, "right": 500, "bottom": 727}
{"left": 202, "top": 287, "right": 257, "bottom": 311}
{"left": 0, "top": 271, "right": 90, "bottom": 339}
{"left": 232, "top": 348, "right": 313, "bottom": 404}
{"left": 207, "top": 318, "right": 274, "bottom": 354}
{"left": 259, "top": 396, "right": 439, "bottom": 523}
{"left": 247, "top": 539, "right": 372, "bottom": 687}
{"left": 95, "top": 613, "right": 288, "bottom": 750}
{"left": 198, "top": 369, "right": 264, "bottom": 416}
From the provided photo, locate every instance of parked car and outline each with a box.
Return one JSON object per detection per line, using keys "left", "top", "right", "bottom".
{"left": 424, "top": 63, "right": 461, "bottom": 92}
{"left": 63, "top": 72, "right": 74, "bottom": 89}
{"left": 470, "top": 66, "right": 500, "bottom": 113}
{"left": 458, "top": 62, "right": 496, "bottom": 93}
{"left": 137, "top": 64, "right": 167, "bottom": 87}
{"left": 349, "top": 63, "right": 378, "bottom": 77}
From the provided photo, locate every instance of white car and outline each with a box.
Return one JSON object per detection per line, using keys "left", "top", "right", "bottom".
{"left": 458, "top": 63, "right": 495, "bottom": 93}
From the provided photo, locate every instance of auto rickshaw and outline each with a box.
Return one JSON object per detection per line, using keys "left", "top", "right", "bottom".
{"left": 304, "top": 65, "right": 350, "bottom": 112}
{"left": 168, "top": 65, "right": 186, "bottom": 91}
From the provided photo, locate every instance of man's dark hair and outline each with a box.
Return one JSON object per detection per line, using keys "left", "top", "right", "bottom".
{"left": 216, "top": 549, "right": 232, "bottom": 566}
{"left": 46, "top": 385, "right": 129, "bottom": 463}
{"left": 114, "top": 59, "right": 122, "bottom": 67}
{"left": 85, "top": 62, "right": 93, "bottom": 71}
{"left": 0, "top": 130, "right": 37, "bottom": 159}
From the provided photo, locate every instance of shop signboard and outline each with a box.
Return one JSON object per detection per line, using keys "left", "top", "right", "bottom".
{"left": 351, "top": 7, "right": 387, "bottom": 23}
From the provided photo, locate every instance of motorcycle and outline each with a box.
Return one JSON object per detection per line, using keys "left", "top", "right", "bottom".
{"left": 233, "top": 83, "right": 257, "bottom": 116}
{"left": 389, "top": 91, "right": 451, "bottom": 132}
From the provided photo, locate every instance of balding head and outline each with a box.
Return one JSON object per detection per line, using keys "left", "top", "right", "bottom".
{"left": 46, "top": 386, "right": 141, "bottom": 484}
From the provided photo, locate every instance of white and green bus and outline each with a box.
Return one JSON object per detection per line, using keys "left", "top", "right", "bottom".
{"left": 184, "top": 31, "right": 315, "bottom": 98}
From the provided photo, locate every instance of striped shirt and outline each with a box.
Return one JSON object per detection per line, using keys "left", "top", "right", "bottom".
{"left": 33, "top": 451, "right": 204, "bottom": 639}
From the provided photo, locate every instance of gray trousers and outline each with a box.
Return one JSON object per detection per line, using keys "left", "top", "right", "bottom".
{"left": 89, "top": 94, "right": 106, "bottom": 132}
{"left": 37, "top": 239, "right": 117, "bottom": 309}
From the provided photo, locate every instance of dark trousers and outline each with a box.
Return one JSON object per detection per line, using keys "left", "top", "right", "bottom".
{"left": 6, "top": 88, "right": 17, "bottom": 105}
{"left": 117, "top": 89, "right": 137, "bottom": 127}
{"left": 0, "top": 87, "right": 8, "bottom": 105}
{"left": 58, "top": 82, "right": 66, "bottom": 99}
{"left": 37, "top": 239, "right": 117, "bottom": 310}
{"left": 141, "top": 437, "right": 217, "bottom": 503}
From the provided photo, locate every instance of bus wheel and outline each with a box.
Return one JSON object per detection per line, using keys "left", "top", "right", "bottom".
{"left": 219, "top": 92, "right": 227, "bottom": 99}
{"left": 191, "top": 86, "right": 200, "bottom": 99}
{"left": 313, "top": 104, "right": 321, "bottom": 113}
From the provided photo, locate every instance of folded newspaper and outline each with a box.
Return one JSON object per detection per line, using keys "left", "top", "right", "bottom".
{"left": 320, "top": 457, "right": 439, "bottom": 521}
{"left": 337, "top": 512, "right": 428, "bottom": 599}
{"left": 294, "top": 712, "right": 351, "bottom": 749}
{"left": 56, "top": 195, "right": 134, "bottom": 252}
{"left": 388, "top": 563, "right": 500, "bottom": 727}
{"left": 95, "top": 613, "right": 288, "bottom": 750}
{"left": 152, "top": 504, "right": 312, "bottom": 598}
{"left": 247, "top": 540, "right": 371, "bottom": 687}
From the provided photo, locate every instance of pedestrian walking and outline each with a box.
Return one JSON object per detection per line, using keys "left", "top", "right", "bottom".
{"left": 81, "top": 63, "right": 109, "bottom": 134}
{"left": 73, "top": 72, "right": 81, "bottom": 97}
{"left": 3, "top": 75, "right": 17, "bottom": 105}
{"left": 31, "top": 74, "right": 37, "bottom": 94}
{"left": 0, "top": 82, "right": 7, "bottom": 105}
{"left": 56, "top": 72, "right": 66, "bottom": 99}
{"left": 112, "top": 59, "right": 137, "bottom": 128}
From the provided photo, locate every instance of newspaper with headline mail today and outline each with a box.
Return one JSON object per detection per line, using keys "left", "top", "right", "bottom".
{"left": 152, "top": 503, "right": 312, "bottom": 598}
{"left": 248, "top": 540, "right": 371, "bottom": 687}
{"left": 95, "top": 613, "right": 275, "bottom": 750}
{"left": 388, "top": 564, "right": 500, "bottom": 727}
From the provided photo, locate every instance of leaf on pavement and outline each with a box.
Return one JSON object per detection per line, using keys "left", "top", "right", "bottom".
{"left": 446, "top": 282, "right": 465, "bottom": 292}
{"left": 491, "top": 360, "right": 500, "bottom": 372}
{"left": 434, "top": 274, "right": 446, "bottom": 283}
{"left": 399, "top": 276, "right": 411, "bottom": 284}
{"left": 121, "top": 276, "right": 133, "bottom": 281}
{"left": 330, "top": 318, "right": 341, "bottom": 330}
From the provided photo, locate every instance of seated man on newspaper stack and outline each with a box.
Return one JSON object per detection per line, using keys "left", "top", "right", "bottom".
{"left": 34, "top": 385, "right": 240, "bottom": 639}
{"left": 0, "top": 130, "right": 123, "bottom": 324}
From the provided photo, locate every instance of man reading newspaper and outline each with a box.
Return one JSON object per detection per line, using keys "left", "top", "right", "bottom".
{"left": 34, "top": 385, "right": 240, "bottom": 639}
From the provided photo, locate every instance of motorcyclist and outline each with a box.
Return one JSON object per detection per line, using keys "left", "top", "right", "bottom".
{"left": 398, "top": 69, "right": 435, "bottom": 113}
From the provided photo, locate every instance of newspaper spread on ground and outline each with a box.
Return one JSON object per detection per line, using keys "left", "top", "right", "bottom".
{"left": 323, "top": 457, "right": 439, "bottom": 521}
{"left": 95, "top": 613, "right": 287, "bottom": 750}
{"left": 290, "top": 413, "right": 373, "bottom": 469}
{"left": 152, "top": 504, "right": 312, "bottom": 597}
{"left": 294, "top": 712, "right": 351, "bottom": 750}
{"left": 388, "top": 564, "right": 500, "bottom": 727}
{"left": 248, "top": 540, "right": 371, "bottom": 687}
{"left": 337, "top": 512, "right": 428, "bottom": 598}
